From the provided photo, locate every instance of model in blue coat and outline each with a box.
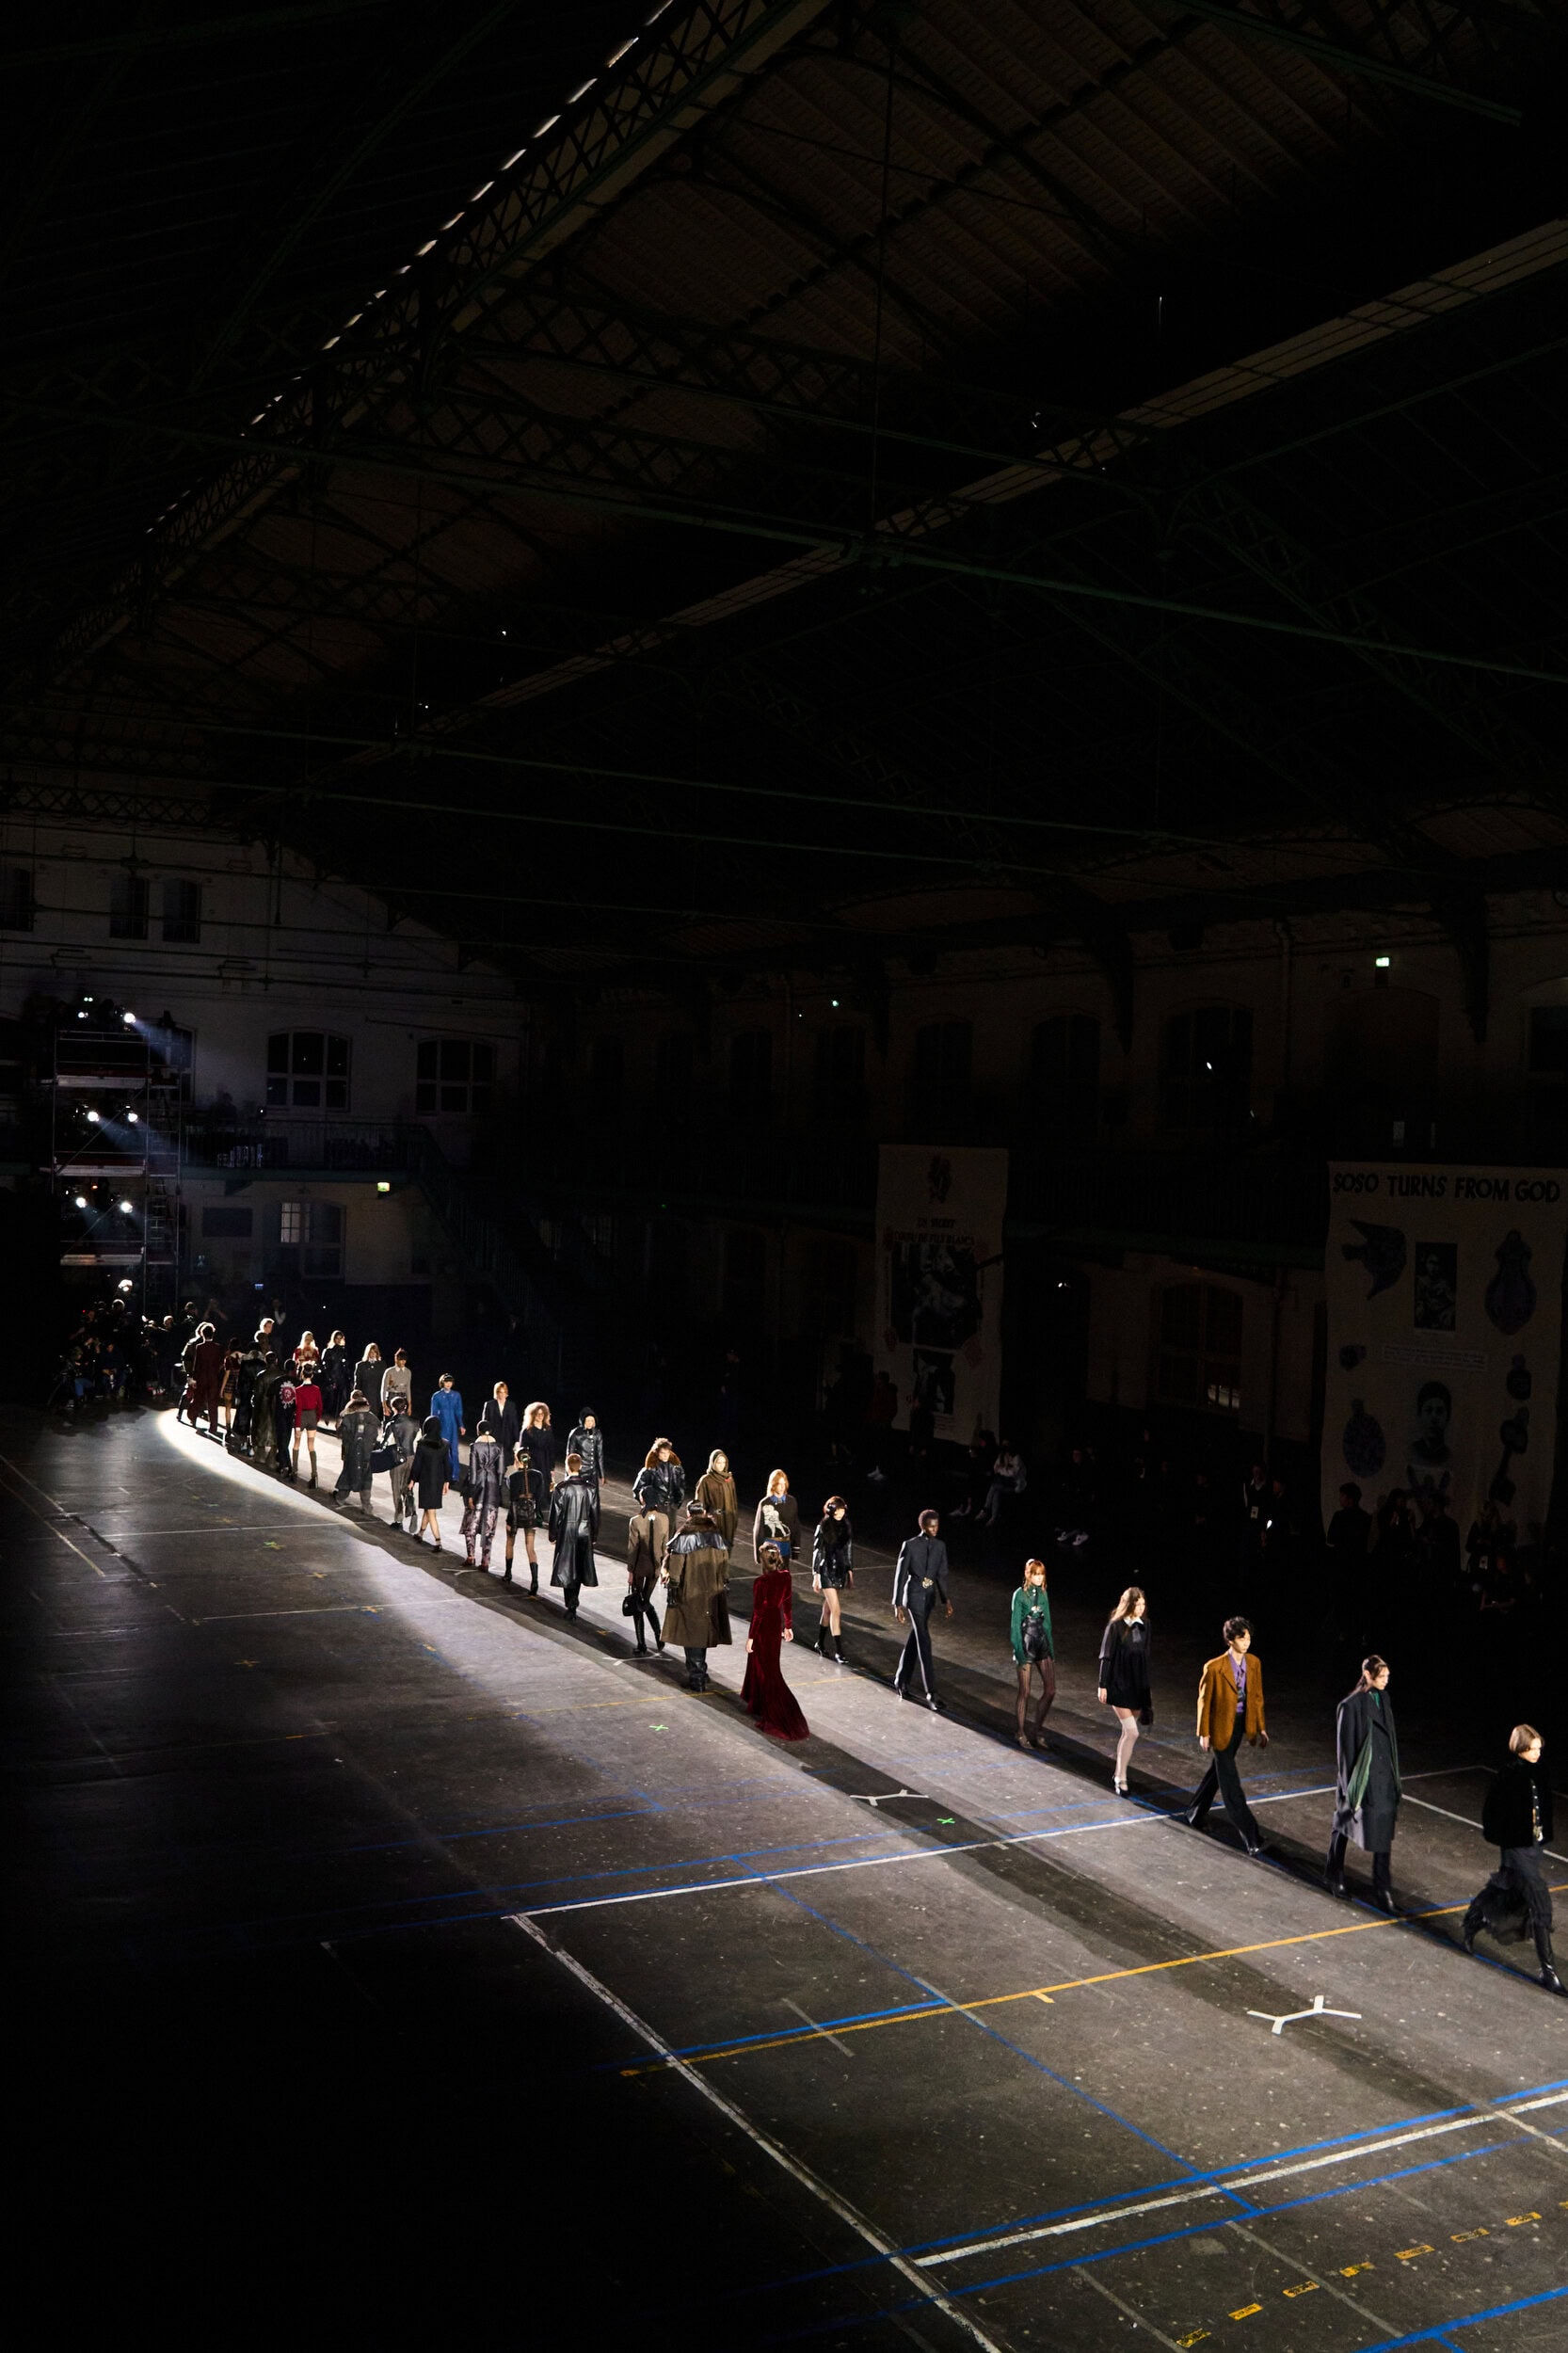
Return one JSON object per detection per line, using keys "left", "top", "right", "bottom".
{"left": 430, "top": 1375, "right": 465, "bottom": 1482}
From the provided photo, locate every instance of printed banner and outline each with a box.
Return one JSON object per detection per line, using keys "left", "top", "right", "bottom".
{"left": 875, "top": 1145, "right": 1008, "bottom": 1440}
{"left": 1323, "top": 1162, "right": 1565, "bottom": 1545}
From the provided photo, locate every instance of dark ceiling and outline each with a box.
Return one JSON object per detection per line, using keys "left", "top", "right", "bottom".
{"left": 3, "top": 0, "right": 1567, "bottom": 995}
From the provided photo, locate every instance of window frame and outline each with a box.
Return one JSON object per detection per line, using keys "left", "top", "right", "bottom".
{"left": 414, "top": 1035, "right": 496, "bottom": 1116}
{"left": 109, "top": 871, "right": 151, "bottom": 941}
{"left": 1156, "top": 1281, "right": 1242, "bottom": 1415}
{"left": 266, "top": 1030, "right": 350, "bottom": 1112}
{"left": 1160, "top": 1004, "right": 1253, "bottom": 1136}
{"left": 161, "top": 877, "right": 202, "bottom": 944}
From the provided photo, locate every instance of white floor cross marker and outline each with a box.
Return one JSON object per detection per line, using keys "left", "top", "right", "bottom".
{"left": 1246, "top": 1993, "right": 1362, "bottom": 2037}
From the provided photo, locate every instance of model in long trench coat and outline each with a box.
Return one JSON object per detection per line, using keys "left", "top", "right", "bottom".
{"left": 661, "top": 1507, "right": 731, "bottom": 1690}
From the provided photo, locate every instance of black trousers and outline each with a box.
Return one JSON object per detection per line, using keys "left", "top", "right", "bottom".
{"left": 1465, "top": 1845, "right": 1555, "bottom": 1969}
{"left": 894, "top": 1601, "right": 937, "bottom": 1698}
{"left": 1327, "top": 1831, "right": 1391, "bottom": 1894}
{"left": 1191, "top": 1724, "right": 1260, "bottom": 1846}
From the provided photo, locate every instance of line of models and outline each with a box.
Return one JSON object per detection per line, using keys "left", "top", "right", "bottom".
{"left": 202, "top": 1384, "right": 1568, "bottom": 2008}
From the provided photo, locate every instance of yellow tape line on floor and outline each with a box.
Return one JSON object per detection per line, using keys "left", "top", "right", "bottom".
{"left": 622, "top": 1881, "right": 1568, "bottom": 2073}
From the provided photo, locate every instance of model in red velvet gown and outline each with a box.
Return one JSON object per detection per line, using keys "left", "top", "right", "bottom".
{"left": 742, "top": 1545, "right": 809, "bottom": 1742}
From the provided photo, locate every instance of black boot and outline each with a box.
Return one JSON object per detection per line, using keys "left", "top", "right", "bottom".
{"left": 1535, "top": 1928, "right": 1566, "bottom": 1993}
{"left": 814, "top": 1625, "right": 829, "bottom": 1657}
{"left": 1462, "top": 1902, "right": 1481, "bottom": 1955}
{"left": 833, "top": 1635, "right": 845, "bottom": 1662}
{"left": 1324, "top": 1833, "right": 1348, "bottom": 1898}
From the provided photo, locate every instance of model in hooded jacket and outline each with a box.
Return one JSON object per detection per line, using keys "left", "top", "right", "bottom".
{"left": 696, "top": 1449, "right": 739, "bottom": 1550}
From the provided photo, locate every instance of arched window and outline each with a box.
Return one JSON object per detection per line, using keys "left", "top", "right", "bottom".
{"left": 1157, "top": 1283, "right": 1241, "bottom": 1413}
{"left": 1160, "top": 1006, "right": 1251, "bottom": 1135}
{"left": 267, "top": 1031, "right": 349, "bottom": 1111}
{"left": 1030, "top": 1014, "right": 1099, "bottom": 1133}
{"left": 722, "top": 1226, "right": 767, "bottom": 1327}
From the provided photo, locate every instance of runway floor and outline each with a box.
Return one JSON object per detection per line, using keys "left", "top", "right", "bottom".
{"left": 6, "top": 1409, "right": 1564, "bottom": 2348}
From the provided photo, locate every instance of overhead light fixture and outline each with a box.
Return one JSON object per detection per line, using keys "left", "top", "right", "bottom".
{"left": 376, "top": 1180, "right": 392, "bottom": 1194}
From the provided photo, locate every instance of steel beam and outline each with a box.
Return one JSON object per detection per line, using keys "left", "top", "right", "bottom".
{"left": 1144, "top": 0, "right": 1523, "bottom": 122}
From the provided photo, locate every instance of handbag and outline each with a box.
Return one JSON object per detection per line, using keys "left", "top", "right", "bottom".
{"left": 369, "top": 1443, "right": 397, "bottom": 1474}
{"left": 621, "top": 1591, "right": 638, "bottom": 1617}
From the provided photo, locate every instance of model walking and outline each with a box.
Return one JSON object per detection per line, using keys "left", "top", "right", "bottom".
{"left": 504, "top": 1441, "right": 545, "bottom": 1589}
{"left": 386, "top": 1395, "right": 418, "bottom": 1527}
{"left": 488, "top": 1383, "right": 521, "bottom": 1465}
{"left": 744, "top": 1542, "right": 808, "bottom": 1742}
{"left": 1326, "top": 1656, "right": 1401, "bottom": 1911}
{"left": 1097, "top": 1588, "right": 1152, "bottom": 1792}
{"left": 321, "top": 1331, "right": 351, "bottom": 1425}
{"left": 626, "top": 1493, "right": 667, "bottom": 1654}
{"left": 1462, "top": 1725, "right": 1565, "bottom": 1994}
{"left": 291, "top": 1363, "right": 323, "bottom": 1487}
{"left": 334, "top": 1389, "right": 378, "bottom": 1512}
{"left": 354, "top": 1341, "right": 384, "bottom": 1415}
{"left": 522, "top": 1401, "right": 556, "bottom": 1495}
{"left": 380, "top": 1348, "right": 412, "bottom": 1421}
{"left": 1188, "top": 1616, "right": 1269, "bottom": 1855}
{"left": 635, "top": 1436, "right": 685, "bottom": 1524}
{"left": 892, "top": 1509, "right": 952, "bottom": 1709}
{"left": 460, "top": 1419, "right": 505, "bottom": 1575}
{"left": 567, "top": 1409, "right": 606, "bottom": 1499}
{"left": 661, "top": 1501, "right": 731, "bottom": 1691}
{"left": 411, "top": 1416, "right": 451, "bottom": 1548}
{"left": 249, "top": 1354, "right": 280, "bottom": 1470}
{"left": 430, "top": 1373, "right": 465, "bottom": 1484}
{"left": 753, "top": 1466, "right": 800, "bottom": 1563}
{"left": 1011, "top": 1559, "right": 1055, "bottom": 1750}
{"left": 810, "top": 1496, "right": 854, "bottom": 1660}
{"left": 548, "top": 1449, "right": 600, "bottom": 1619}
{"left": 696, "top": 1449, "right": 739, "bottom": 1551}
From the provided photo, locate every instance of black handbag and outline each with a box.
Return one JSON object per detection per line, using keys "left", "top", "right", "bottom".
{"left": 621, "top": 1590, "right": 638, "bottom": 1617}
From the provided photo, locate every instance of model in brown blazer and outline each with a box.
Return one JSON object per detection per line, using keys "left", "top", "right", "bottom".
{"left": 1187, "top": 1616, "right": 1269, "bottom": 1854}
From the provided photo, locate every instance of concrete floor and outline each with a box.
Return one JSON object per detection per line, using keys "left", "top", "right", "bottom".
{"left": 7, "top": 1409, "right": 1565, "bottom": 2348}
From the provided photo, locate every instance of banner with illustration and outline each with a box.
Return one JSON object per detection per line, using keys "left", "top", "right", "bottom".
{"left": 1323, "top": 1162, "right": 1565, "bottom": 1545}
{"left": 875, "top": 1145, "right": 1008, "bottom": 1440}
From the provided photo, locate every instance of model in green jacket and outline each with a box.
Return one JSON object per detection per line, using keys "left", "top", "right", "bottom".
{"left": 1010, "top": 1559, "right": 1055, "bottom": 1751}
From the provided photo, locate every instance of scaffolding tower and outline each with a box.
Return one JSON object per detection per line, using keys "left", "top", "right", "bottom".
{"left": 50, "top": 1015, "right": 184, "bottom": 1316}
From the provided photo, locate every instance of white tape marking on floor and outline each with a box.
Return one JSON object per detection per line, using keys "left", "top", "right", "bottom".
{"left": 920, "top": 2093, "right": 1566, "bottom": 2268}
{"left": 507, "top": 1910, "right": 1008, "bottom": 2353}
